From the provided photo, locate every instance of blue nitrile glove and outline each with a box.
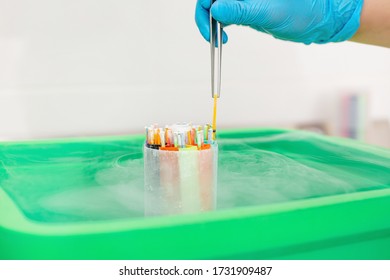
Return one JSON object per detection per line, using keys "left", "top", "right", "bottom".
{"left": 195, "top": 0, "right": 364, "bottom": 45}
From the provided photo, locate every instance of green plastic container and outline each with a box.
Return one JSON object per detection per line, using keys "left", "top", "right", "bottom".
{"left": 1, "top": 128, "right": 389, "bottom": 259}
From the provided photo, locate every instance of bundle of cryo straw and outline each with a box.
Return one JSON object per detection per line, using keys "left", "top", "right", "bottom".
{"left": 144, "top": 123, "right": 217, "bottom": 216}
{"left": 145, "top": 123, "right": 214, "bottom": 151}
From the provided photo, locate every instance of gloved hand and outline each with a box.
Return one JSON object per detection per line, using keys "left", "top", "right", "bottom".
{"left": 195, "top": 0, "right": 364, "bottom": 45}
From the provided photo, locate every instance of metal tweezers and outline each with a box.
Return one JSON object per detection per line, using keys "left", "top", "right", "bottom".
{"left": 210, "top": 0, "right": 223, "bottom": 98}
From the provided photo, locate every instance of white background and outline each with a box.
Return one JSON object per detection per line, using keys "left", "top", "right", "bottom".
{"left": 0, "top": 260, "right": 390, "bottom": 280}
{"left": 0, "top": 0, "right": 389, "bottom": 140}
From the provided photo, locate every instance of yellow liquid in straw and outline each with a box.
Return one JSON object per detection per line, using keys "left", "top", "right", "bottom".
{"left": 212, "top": 95, "right": 218, "bottom": 140}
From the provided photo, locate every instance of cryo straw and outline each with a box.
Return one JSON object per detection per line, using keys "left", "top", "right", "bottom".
{"left": 210, "top": 0, "right": 223, "bottom": 140}
{"left": 212, "top": 95, "right": 218, "bottom": 140}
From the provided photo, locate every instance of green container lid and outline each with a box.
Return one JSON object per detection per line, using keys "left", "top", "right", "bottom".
{"left": 1, "top": 128, "right": 389, "bottom": 259}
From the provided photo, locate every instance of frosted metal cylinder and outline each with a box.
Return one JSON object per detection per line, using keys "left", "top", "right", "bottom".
{"left": 144, "top": 144, "right": 218, "bottom": 216}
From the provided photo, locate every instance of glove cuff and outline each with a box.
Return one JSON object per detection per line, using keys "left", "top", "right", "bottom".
{"left": 328, "top": 0, "right": 364, "bottom": 43}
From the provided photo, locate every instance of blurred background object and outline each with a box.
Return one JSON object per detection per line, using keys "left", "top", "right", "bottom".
{"left": 0, "top": 0, "right": 389, "bottom": 148}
